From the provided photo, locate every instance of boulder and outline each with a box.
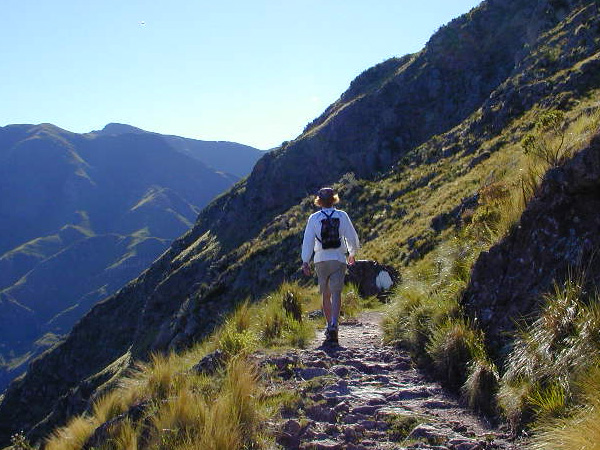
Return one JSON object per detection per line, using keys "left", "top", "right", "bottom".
{"left": 346, "top": 260, "right": 400, "bottom": 299}
{"left": 192, "top": 349, "right": 225, "bottom": 375}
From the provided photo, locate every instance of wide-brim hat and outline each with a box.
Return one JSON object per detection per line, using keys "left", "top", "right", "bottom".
{"left": 317, "top": 187, "right": 335, "bottom": 200}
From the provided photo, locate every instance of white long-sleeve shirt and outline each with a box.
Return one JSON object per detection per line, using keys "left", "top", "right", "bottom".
{"left": 301, "top": 208, "right": 360, "bottom": 264}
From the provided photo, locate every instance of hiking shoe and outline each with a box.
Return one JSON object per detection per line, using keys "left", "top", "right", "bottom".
{"left": 324, "top": 326, "right": 338, "bottom": 344}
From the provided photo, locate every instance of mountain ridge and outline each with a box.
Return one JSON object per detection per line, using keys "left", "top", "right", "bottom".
{"left": 0, "top": 124, "right": 261, "bottom": 394}
{"left": 91, "top": 122, "right": 266, "bottom": 178}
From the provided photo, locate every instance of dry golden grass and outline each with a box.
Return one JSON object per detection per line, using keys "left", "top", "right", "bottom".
{"left": 91, "top": 388, "right": 137, "bottom": 426}
{"left": 44, "top": 416, "right": 96, "bottom": 450}
{"left": 112, "top": 418, "right": 139, "bottom": 450}
{"left": 39, "top": 90, "right": 600, "bottom": 450}
{"left": 530, "top": 365, "right": 600, "bottom": 449}
{"left": 150, "top": 383, "right": 206, "bottom": 441}
{"left": 41, "top": 282, "right": 322, "bottom": 450}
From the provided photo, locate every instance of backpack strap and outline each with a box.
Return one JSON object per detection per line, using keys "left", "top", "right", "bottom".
{"left": 321, "top": 210, "right": 335, "bottom": 220}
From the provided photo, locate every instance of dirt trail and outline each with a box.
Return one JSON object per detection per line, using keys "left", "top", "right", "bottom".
{"left": 260, "top": 311, "right": 523, "bottom": 450}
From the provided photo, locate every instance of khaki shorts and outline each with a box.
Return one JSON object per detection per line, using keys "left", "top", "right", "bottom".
{"left": 315, "top": 260, "right": 346, "bottom": 294}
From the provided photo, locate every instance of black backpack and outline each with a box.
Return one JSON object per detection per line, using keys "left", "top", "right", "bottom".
{"left": 316, "top": 210, "right": 341, "bottom": 249}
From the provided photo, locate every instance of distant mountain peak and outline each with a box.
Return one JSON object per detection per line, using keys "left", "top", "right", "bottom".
{"left": 93, "top": 123, "right": 147, "bottom": 136}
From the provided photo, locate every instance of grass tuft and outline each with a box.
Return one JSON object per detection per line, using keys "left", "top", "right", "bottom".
{"left": 529, "top": 365, "right": 600, "bottom": 450}
{"left": 499, "top": 270, "right": 600, "bottom": 431}
{"left": 426, "top": 318, "right": 487, "bottom": 391}
{"left": 384, "top": 414, "right": 422, "bottom": 442}
{"left": 341, "top": 284, "right": 363, "bottom": 319}
{"left": 44, "top": 416, "right": 96, "bottom": 450}
{"left": 40, "top": 282, "right": 321, "bottom": 450}
{"left": 258, "top": 282, "right": 317, "bottom": 348}
{"left": 527, "top": 382, "right": 567, "bottom": 423}
{"left": 462, "top": 358, "right": 499, "bottom": 417}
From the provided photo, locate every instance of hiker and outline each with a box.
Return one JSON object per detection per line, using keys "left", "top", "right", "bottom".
{"left": 301, "top": 187, "right": 360, "bottom": 344}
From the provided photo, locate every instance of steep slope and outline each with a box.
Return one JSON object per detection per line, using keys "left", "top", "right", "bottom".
{"left": 463, "top": 132, "right": 600, "bottom": 350}
{"left": 0, "top": 124, "right": 258, "bottom": 391}
{"left": 1, "top": 0, "right": 599, "bottom": 445}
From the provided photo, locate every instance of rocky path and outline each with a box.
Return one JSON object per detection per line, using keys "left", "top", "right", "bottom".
{"left": 258, "top": 311, "right": 522, "bottom": 450}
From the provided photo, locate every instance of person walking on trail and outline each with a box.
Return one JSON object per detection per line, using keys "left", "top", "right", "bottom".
{"left": 301, "top": 187, "right": 360, "bottom": 344}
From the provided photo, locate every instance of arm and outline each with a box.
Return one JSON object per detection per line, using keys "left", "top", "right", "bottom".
{"left": 341, "top": 211, "right": 360, "bottom": 263}
{"left": 301, "top": 215, "right": 316, "bottom": 274}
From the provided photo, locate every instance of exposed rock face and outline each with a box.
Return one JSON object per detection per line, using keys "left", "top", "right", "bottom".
{"left": 462, "top": 132, "right": 600, "bottom": 350}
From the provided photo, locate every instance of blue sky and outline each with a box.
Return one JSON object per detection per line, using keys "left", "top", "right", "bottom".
{"left": 2, "top": 1, "right": 482, "bottom": 149}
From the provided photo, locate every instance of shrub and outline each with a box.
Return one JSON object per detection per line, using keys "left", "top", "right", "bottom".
{"left": 426, "top": 318, "right": 487, "bottom": 391}
{"left": 498, "top": 272, "right": 600, "bottom": 430}
{"left": 521, "top": 110, "right": 567, "bottom": 168}
{"left": 462, "top": 358, "right": 500, "bottom": 417}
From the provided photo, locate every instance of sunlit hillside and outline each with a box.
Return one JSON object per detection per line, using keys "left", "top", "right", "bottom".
{"left": 1, "top": 0, "right": 599, "bottom": 448}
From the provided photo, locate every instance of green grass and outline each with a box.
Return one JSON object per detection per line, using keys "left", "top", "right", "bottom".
{"left": 35, "top": 72, "right": 600, "bottom": 450}
{"left": 384, "top": 413, "right": 422, "bottom": 442}
{"left": 380, "top": 100, "right": 600, "bottom": 431}
{"left": 529, "top": 364, "right": 600, "bottom": 450}
{"left": 42, "top": 282, "right": 323, "bottom": 450}
{"left": 426, "top": 318, "right": 488, "bottom": 391}
{"left": 462, "top": 357, "right": 500, "bottom": 417}
{"left": 498, "top": 271, "right": 600, "bottom": 432}
{"left": 256, "top": 282, "right": 318, "bottom": 349}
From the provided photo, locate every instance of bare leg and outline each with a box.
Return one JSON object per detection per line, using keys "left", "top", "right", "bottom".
{"left": 330, "top": 290, "right": 342, "bottom": 328}
{"left": 322, "top": 287, "right": 332, "bottom": 327}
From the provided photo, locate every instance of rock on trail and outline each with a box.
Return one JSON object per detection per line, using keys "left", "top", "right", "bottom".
{"left": 257, "top": 311, "right": 523, "bottom": 450}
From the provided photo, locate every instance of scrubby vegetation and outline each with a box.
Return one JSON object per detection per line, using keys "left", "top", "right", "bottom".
{"left": 32, "top": 98, "right": 600, "bottom": 450}
{"left": 37, "top": 282, "right": 381, "bottom": 450}
{"left": 4, "top": 3, "right": 600, "bottom": 447}
{"left": 45, "top": 356, "right": 266, "bottom": 450}
{"left": 382, "top": 101, "right": 600, "bottom": 446}
{"left": 499, "top": 273, "right": 600, "bottom": 430}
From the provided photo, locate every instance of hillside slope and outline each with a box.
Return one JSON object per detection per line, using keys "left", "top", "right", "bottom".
{"left": 1, "top": 0, "right": 599, "bottom": 445}
{"left": 0, "top": 124, "right": 259, "bottom": 391}
{"left": 463, "top": 132, "right": 600, "bottom": 349}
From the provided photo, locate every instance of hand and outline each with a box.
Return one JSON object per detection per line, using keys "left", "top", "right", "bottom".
{"left": 348, "top": 255, "right": 356, "bottom": 266}
{"left": 302, "top": 262, "right": 311, "bottom": 276}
